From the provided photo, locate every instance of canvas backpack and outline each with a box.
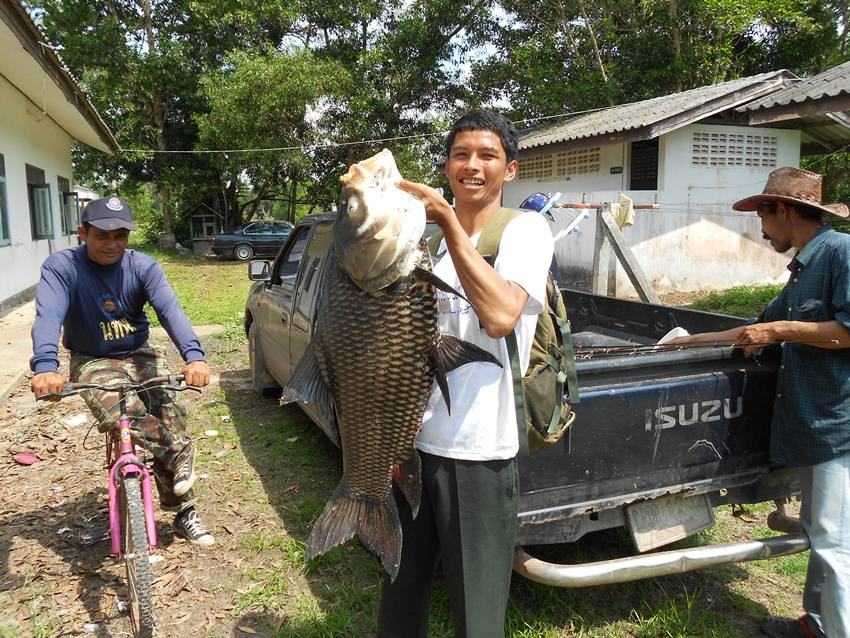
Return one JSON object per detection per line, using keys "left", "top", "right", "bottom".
{"left": 427, "top": 208, "right": 579, "bottom": 454}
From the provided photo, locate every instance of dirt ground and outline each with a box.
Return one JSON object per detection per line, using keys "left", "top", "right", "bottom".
{"left": 656, "top": 291, "right": 705, "bottom": 307}
{"left": 0, "top": 331, "right": 807, "bottom": 638}
{"left": 0, "top": 335, "right": 306, "bottom": 638}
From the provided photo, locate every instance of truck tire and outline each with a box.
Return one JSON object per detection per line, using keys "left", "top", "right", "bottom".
{"left": 248, "top": 321, "right": 280, "bottom": 395}
{"left": 234, "top": 244, "right": 254, "bottom": 261}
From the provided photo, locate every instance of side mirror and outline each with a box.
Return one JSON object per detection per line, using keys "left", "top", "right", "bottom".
{"left": 248, "top": 260, "right": 271, "bottom": 281}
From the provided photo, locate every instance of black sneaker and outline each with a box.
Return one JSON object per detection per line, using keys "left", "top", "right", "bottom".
{"left": 761, "top": 615, "right": 825, "bottom": 638}
{"left": 172, "top": 443, "right": 196, "bottom": 497}
{"left": 173, "top": 508, "right": 215, "bottom": 546}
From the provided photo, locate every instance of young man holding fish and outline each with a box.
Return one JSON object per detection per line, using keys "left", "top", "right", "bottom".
{"left": 377, "top": 110, "right": 554, "bottom": 637}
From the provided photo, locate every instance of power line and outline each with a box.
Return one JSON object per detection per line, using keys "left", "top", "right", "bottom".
{"left": 118, "top": 112, "right": 589, "bottom": 155}
{"left": 114, "top": 91, "right": 707, "bottom": 155}
{"left": 115, "top": 80, "right": 830, "bottom": 158}
{"left": 117, "top": 103, "right": 622, "bottom": 155}
{"left": 806, "top": 142, "right": 850, "bottom": 168}
{"left": 119, "top": 131, "right": 446, "bottom": 155}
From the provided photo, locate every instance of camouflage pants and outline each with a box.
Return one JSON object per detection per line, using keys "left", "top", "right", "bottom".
{"left": 69, "top": 343, "right": 194, "bottom": 512}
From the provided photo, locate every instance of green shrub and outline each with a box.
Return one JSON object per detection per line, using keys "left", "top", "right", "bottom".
{"left": 692, "top": 284, "right": 785, "bottom": 318}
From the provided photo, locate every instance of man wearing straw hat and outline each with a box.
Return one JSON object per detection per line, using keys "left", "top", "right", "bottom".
{"left": 670, "top": 167, "right": 850, "bottom": 638}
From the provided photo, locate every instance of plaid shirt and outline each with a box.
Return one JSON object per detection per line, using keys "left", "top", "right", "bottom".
{"left": 758, "top": 225, "right": 850, "bottom": 466}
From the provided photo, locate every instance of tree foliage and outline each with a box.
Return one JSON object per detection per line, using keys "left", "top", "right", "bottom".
{"left": 197, "top": 47, "right": 348, "bottom": 222}
{"left": 471, "top": 0, "right": 843, "bottom": 120}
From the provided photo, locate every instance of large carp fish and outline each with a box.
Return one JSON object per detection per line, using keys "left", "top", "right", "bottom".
{"left": 282, "top": 149, "right": 500, "bottom": 580}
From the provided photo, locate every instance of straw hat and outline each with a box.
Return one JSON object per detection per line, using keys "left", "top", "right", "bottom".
{"left": 732, "top": 167, "right": 849, "bottom": 218}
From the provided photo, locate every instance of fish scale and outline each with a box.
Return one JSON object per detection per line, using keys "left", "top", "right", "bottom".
{"left": 317, "top": 254, "right": 438, "bottom": 502}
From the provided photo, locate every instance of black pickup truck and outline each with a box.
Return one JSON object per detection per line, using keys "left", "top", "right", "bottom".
{"left": 243, "top": 212, "right": 807, "bottom": 587}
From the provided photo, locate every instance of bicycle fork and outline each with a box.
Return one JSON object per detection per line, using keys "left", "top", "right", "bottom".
{"left": 108, "top": 399, "right": 158, "bottom": 556}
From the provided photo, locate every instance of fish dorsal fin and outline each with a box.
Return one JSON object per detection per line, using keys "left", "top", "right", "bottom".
{"left": 412, "top": 266, "right": 470, "bottom": 304}
{"left": 281, "top": 340, "right": 336, "bottom": 430}
{"left": 431, "top": 335, "right": 503, "bottom": 415}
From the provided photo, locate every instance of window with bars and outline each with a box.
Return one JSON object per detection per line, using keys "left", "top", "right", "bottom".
{"left": 691, "top": 131, "right": 778, "bottom": 168}
{"left": 630, "top": 139, "right": 659, "bottom": 190}
{"left": 0, "top": 155, "right": 9, "bottom": 245}
{"left": 27, "top": 164, "right": 53, "bottom": 240}
{"left": 518, "top": 147, "right": 601, "bottom": 180}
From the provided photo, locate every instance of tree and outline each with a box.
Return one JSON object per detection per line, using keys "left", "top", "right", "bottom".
{"left": 470, "top": 0, "right": 844, "bottom": 120}
{"left": 196, "top": 47, "right": 349, "bottom": 223}
{"left": 30, "top": 0, "right": 300, "bottom": 240}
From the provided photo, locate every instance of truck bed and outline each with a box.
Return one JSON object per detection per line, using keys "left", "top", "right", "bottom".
{"left": 516, "top": 290, "right": 791, "bottom": 545}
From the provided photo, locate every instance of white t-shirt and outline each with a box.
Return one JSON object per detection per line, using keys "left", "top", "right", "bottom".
{"left": 415, "top": 212, "right": 555, "bottom": 460}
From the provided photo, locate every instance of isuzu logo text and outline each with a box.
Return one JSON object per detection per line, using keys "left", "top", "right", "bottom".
{"left": 645, "top": 397, "right": 743, "bottom": 431}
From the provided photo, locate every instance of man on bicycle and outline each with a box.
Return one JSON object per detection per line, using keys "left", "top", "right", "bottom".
{"left": 30, "top": 196, "right": 215, "bottom": 547}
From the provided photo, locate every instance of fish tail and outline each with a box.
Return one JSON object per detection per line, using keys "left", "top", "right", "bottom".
{"left": 305, "top": 483, "right": 403, "bottom": 581}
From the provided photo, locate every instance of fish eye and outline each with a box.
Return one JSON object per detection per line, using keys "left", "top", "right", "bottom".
{"left": 348, "top": 197, "right": 359, "bottom": 213}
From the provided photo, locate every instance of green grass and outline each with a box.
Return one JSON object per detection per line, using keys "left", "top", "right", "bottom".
{"left": 630, "top": 586, "right": 738, "bottom": 638}
{"left": 691, "top": 284, "right": 785, "bottom": 318}
{"left": 129, "top": 240, "right": 252, "bottom": 329}
{"left": 235, "top": 569, "right": 291, "bottom": 613}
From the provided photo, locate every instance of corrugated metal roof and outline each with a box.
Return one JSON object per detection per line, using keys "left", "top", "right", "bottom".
{"left": 742, "top": 61, "right": 850, "bottom": 111}
{"left": 1, "top": 0, "right": 119, "bottom": 154}
{"left": 520, "top": 71, "right": 791, "bottom": 150}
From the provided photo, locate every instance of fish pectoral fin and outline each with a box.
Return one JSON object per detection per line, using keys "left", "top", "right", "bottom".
{"left": 412, "top": 266, "right": 470, "bottom": 303}
{"left": 436, "top": 334, "right": 502, "bottom": 372}
{"left": 394, "top": 450, "right": 422, "bottom": 519}
{"left": 305, "top": 483, "right": 403, "bottom": 582}
{"left": 281, "top": 341, "right": 336, "bottom": 427}
{"left": 431, "top": 354, "right": 452, "bottom": 415}
{"left": 431, "top": 335, "right": 503, "bottom": 414}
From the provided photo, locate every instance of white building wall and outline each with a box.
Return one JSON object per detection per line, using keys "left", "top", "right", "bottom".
{"left": 505, "top": 123, "right": 803, "bottom": 294}
{"left": 0, "top": 73, "right": 78, "bottom": 305}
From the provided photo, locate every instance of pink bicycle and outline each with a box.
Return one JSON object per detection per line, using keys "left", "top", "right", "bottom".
{"left": 37, "top": 374, "right": 199, "bottom": 637}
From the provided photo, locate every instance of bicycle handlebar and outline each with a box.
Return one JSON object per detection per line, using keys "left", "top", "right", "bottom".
{"left": 35, "top": 374, "right": 202, "bottom": 401}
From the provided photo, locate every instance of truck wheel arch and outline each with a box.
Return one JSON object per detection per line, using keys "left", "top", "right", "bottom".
{"left": 248, "top": 320, "right": 280, "bottom": 395}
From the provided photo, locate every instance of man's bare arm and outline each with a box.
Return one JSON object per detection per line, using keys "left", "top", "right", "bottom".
{"left": 668, "top": 321, "right": 850, "bottom": 356}
{"left": 398, "top": 180, "right": 527, "bottom": 338}
{"left": 735, "top": 320, "right": 850, "bottom": 352}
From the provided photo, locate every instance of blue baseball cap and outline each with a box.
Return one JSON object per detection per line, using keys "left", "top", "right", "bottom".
{"left": 82, "top": 196, "right": 138, "bottom": 231}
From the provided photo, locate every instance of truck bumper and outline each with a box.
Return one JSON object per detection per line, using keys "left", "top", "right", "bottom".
{"left": 513, "top": 532, "right": 809, "bottom": 588}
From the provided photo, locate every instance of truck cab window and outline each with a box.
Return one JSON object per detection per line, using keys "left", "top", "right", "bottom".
{"left": 275, "top": 226, "right": 311, "bottom": 285}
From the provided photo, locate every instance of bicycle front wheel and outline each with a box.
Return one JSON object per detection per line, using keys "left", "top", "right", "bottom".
{"left": 120, "top": 475, "right": 155, "bottom": 637}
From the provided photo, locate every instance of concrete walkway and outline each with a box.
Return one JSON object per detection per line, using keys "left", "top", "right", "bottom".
{"left": 0, "top": 299, "right": 36, "bottom": 406}
{"left": 0, "top": 297, "right": 225, "bottom": 407}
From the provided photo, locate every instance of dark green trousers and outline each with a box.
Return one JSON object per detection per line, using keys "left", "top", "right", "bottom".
{"left": 378, "top": 452, "right": 519, "bottom": 638}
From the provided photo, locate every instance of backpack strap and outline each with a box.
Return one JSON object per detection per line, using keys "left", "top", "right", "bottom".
{"left": 471, "top": 208, "right": 531, "bottom": 451}
{"left": 549, "top": 283, "right": 579, "bottom": 407}
{"left": 427, "top": 231, "right": 444, "bottom": 258}
{"left": 476, "top": 208, "right": 522, "bottom": 265}
{"left": 427, "top": 208, "right": 523, "bottom": 264}
{"left": 504, "top": 331, "right": 529, "bottom": 456}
